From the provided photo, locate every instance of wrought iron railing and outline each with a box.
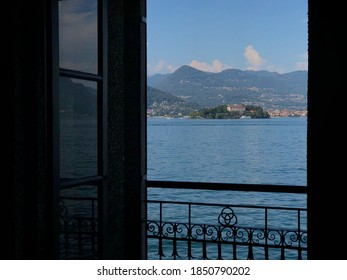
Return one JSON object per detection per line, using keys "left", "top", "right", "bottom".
{"left": 146, "top": 181, "right": 307, "bottom": 260}
{"left": 59, "top": 185, "right": 98, "bottom": 259}
{"left": 58, "top": 181, "right": 307, "bottom": 260}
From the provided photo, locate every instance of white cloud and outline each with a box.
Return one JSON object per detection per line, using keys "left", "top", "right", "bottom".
{"left": 244, "top": 45, "right": 267, "bottom": 70}
{"left": 147, "top": 60, "right": 178, "bottom": 76}
{"left": 148, "top": 59, "right": 230, "bottom": 75}
{"left": 243, "top": 45, "right": 287, "bottom": 73}
{"left": 189, "top": 59, "right": 229, "bottom": 72}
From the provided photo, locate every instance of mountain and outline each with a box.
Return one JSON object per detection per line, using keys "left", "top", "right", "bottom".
{"left": 59, "top": 67, "right": 306, "bottom": 119}
{"left": 60, "top": 77, "right": 97, "bottom": 117}
{"left": 60, "top": 78, "right": 200, "bottom": 118}
{"left": 153, "top": 65, "right": 308, "bottom": 110}
{"left": 147, "top": 73, "right": 171, "bottom": 87}
{"left": 147, "top": 86, "right": 200, "bottom": 117}
{"left": 147, "top": 86, "right": 183, "bottom": 104}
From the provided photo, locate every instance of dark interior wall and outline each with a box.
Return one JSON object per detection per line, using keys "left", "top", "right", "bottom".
{"left": 8, "top": 0, "right": 57, "bottom": 259}
{"left": 307, "top": 1, "right": 346, "bottom": 259}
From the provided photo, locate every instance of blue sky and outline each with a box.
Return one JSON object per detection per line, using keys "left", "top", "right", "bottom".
{"left": 147, "top": 0, "right": 308, "bottom": 76}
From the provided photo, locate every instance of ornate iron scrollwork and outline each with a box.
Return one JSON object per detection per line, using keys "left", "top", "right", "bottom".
{"left": 147, "top": 203, "right": 307, "bottom": 260}
{"left": 59, "top": 198, "right": 98, "bottom": 259}
{"left": 218, "top": 207, "right": 238, "bottom": 226}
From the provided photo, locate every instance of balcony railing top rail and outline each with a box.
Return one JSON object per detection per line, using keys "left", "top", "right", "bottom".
{"left": 146, "top": 180, "right": 307, "bottom": 193}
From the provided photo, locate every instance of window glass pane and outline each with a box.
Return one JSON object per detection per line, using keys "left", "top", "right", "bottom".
{"left": 59, "top": 0, "right": 98, "bottom": 74}
{"left": 60, "top": 77, "right": 98, "bottom": 179}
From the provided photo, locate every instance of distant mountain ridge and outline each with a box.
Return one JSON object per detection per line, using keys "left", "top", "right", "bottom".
{"left": 147, "top": 86, "right": 200, "bottom": 117}
{"left": 60, "top": 77, "right": 97, "bottom": 117}
{"left": 148, "top": 65, "right": 307, "bottom": 110}
{"left": 147, "top": 73, "right": 170, "bottom": 87}
{"left": 59, "top": 78, "right": 199, "bottom": 118}
{"left": 60, "top": 65, "right": 307, "bottom": 119}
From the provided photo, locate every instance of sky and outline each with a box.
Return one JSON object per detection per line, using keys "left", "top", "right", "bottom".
{"left": 59, "top": 0, "right": 98, "bottom": 74}
{"left": 147, "top": 0, "right": 308, "bottom": 76}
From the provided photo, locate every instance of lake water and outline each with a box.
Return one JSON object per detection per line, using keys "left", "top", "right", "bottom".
{"left": 146, "top": 117, "right": 307, "bottom": 260}
{"left": 147, "top": 117, "right": 307, "bottom": 186}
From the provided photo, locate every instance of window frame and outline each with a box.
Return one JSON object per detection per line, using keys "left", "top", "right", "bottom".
{"left": 53, "top": 0, "right": 108, "bottom": 259}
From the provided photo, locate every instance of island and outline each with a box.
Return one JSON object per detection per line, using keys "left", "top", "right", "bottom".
{"left": 189, "top": 104, "right": 270, "bottom": 119}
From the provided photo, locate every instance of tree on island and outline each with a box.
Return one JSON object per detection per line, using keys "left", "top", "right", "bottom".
{"left": 189, "top": 104, "right": 270, "bottom": 119}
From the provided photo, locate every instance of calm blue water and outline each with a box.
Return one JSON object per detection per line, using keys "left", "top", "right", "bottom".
{"left": 147, "top": 117, "right": 307, "bottom": 186}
